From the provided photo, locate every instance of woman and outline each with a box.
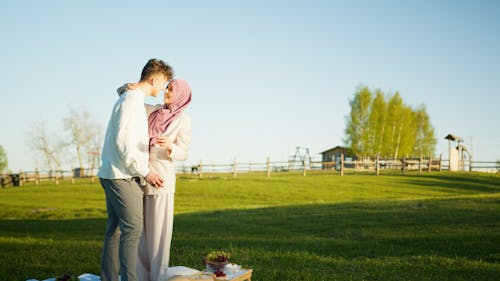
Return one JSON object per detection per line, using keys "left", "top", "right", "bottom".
{"left": 119, "top": 79, "right": 192, "bottom": 281}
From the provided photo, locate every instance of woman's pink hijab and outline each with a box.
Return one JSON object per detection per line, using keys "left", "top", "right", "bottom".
{"left": 148, "top": 79, "right": 192, "bottom": 146}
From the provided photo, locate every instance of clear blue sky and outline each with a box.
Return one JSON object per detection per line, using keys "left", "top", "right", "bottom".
{"left": 1, "top": 0, "right": 499, "bottom": 171}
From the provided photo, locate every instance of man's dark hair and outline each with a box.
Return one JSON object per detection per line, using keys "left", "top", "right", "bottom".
{"left": 140, "top": 59, "right": 174, "bottom": 81}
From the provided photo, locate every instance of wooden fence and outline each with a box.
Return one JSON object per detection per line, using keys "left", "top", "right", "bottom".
{"left": 180, "top": 155, "right": 474, "bottom": 179}
{"left": 0, "top": 168, "right": 98, "bottom": 187}
{"left": 178, "top": 156, "right": 500, "bottom": 178}
{"left": 1, "top": 156, "right": 498, "bottom": 187}
{"left": 180, "top": 155, "right": 498, "bottom": 179}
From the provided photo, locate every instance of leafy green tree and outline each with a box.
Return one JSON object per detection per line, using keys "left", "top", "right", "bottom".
{"left": 344, "top": 86, "right": 372, "bottom": 158}
{"left": 382, "top": 92, "right": 403, "bottom": 157}
{"left": 0, "top": 145, "right": 7, "bottom": 172}
{"left": 344, "top": 86, "right": 436, "bottom": 159}
{"left": 395, "top": 105, "right": 417, "bottom": 158}
{"left": 367, "top": 90, "right": 387, "bottom": 157}
{"left": 413, "top": 105, "right": 437, "bottom": 156}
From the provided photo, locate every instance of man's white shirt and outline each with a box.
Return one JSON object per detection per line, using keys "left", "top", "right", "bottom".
{"left": 98, "top": 89, "right": 150, "bottom": 179}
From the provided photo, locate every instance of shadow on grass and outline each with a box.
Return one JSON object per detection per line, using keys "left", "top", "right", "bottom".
{"left": 2, "top": 194, "right": 499, "bottom": 280}
{"left": 400, "top": 173, "right": 500, "bottom": 194}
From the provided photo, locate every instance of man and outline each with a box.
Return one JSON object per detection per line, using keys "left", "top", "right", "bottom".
{"left": 97, "top": 58, "right": 173, "bottom": 281}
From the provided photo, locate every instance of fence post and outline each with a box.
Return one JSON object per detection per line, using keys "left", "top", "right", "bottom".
{"left": 428, "top": 154, "right": 432, "bottom": 172}
{"left": 233, "top": 159, "right": 237, "bottom": 179}
{"left": 55, "top": 170, "right": 59, "bottom": 185}
{"left": 376, "top": 156, "right": 380, "bottom": 176}
{"left": 419, "top": 154, "right": 423, "bottom": 175}
{"left": 18, "top": 170, "right": 24, "bottom": 186}
{"left": 266, "top": 157, "right": 271, "bottom": 178}
{"left": 302, "top": 160, "right": 306, "bottom": 176}
{"left": 35, "top": 168, "right": 40, "bottom": 185}
{"left": 49, "top": 170, "right": 53, "bottom": 182}
{"left": 438, "top": 154, "right": 442, "bottom": 172}
{"left": 401, "top": 157, "right": 406, "bottom": 176}
{"left": 469, "top": 154, "right": 473, "bottom": 172}
{"left": 340, "top": 153, "right": 344, "bottom": 176}
{"left": 198, "top": 160, "right": 203, "bottom": 179}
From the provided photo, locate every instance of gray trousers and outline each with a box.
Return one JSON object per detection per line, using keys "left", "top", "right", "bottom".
{"left": 100, "top": 178, "right": 144, "bottom": 281}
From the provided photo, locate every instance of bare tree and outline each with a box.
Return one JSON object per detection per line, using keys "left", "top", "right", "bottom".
{"left": 27, "top": 120, "right": 66, "bottom": 171}
{"left": 63, "top": 108, "right": 102, "bottom": 176}
{"left": 85, "top": 123, "right": 103, "bottom": 173}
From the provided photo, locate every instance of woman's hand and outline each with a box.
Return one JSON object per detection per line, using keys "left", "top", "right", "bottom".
{"left": 156, "top": 138, "right": 172, "bottom": 155}
{"left": 126, "top": 82, "right": 139, "bottom": 90}
{"left": 157, "top": 137, "right": 173, "bottom": 154}
{"left": 117, "top": 82, "right": 139, "bottom": 95}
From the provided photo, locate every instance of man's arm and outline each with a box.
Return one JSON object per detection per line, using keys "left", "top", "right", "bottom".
{"left": 115, "top": 95, "right": 150, "bottom": 177}
{"left": 115, "top": 95, "right": 164, "bottom": 187}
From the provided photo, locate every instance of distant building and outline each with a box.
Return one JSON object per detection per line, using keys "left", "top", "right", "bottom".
{"left": 319, "top": 146, "right": 355, "bottom": 170}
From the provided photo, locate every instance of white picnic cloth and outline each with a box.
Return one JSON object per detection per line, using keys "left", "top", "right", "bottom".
{"left": 26, "top": 273, "right": 101, "bottom": 281}
{"left": 26, "top": 265, "right": 250, "bottom": 281}
{"left": 26, "top": 266, "right": 200, "bottom": 281}
{"left": 161, "top": 266, "right": 201, "bottom": 280}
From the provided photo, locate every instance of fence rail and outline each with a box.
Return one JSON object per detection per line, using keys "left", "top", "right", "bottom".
{"left": 1, "top": 157, "right": 498, "bottom": 187}
{"left": 1, "top": 168, "right": 98, "bottom": 187}
{"left": 179, "top": 156, "right": 499, "bottom": 179}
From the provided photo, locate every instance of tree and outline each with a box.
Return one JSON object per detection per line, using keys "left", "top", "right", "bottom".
{"left": 63, "top": 108, "right": 102, "bottom": 175}
{"left": 27, "top": 120, "right": 67, "bottom": 171}
{"left": 344, "top": 86, "right": 372, "bottom": 158}
{"left": 344, "top": 86, "right": 436, "bottom": 159}
{"left": 367, "top": 90, "right": 387, "bottom": 157}
{"left": 85, "top": 123, "right": 103, "bottom": 172}
{"left": 381, "top": 92, "right": 403, "bottom": 158}
{"left": 413, "top": 105, "right": 437, "bottom": 156}
{"left": 394, "top": 105, "right": 417, "bottom": 158}
{"left": 0, "top": 145, "right": 8, "bottom": 172}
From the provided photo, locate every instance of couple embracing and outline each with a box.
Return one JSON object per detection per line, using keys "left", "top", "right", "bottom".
{"left": 97, "top": 59, "right": 192, "bottom": 281}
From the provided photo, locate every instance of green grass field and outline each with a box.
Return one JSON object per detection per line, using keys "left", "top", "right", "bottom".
{"left": 1, "top": 172, "right": 499, "bottom": 281}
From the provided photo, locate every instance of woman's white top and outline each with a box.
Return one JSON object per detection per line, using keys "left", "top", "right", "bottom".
{"left": 143, "top": 104, "right": 191, "bottom": 195}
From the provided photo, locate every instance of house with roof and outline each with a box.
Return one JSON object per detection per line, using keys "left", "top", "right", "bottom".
{"left": 319, "top": 146, "right": 355, "bottom": 170}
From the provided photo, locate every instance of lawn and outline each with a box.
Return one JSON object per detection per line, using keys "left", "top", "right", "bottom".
{"left": 0, "top": 172, "right": 499, "bottom": 281}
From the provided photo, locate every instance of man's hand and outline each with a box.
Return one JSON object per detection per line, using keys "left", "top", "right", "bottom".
{"left": 145, "top": 172, "right": 164, "bottom": 189}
